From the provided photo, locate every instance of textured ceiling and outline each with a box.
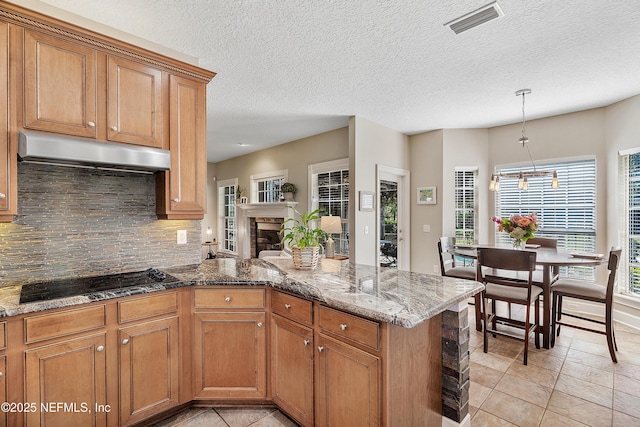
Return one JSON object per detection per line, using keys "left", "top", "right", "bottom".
{"left": 37, "top": 0, "right": 640, "bottom": 162}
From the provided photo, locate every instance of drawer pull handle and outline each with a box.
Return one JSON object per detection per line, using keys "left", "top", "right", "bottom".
{"left": 96, "top": 346, "right": 104, "bottom": 352}
{"left": 257, "top": 322, "right": 263, "bottom": 328}
{"left": 224, "top": 297, "right": 231, "bottom": 303}
{"left": 284, "top": 304, "right": 291, "bottom": 309}
{"left": 111, "top": 125, "right": 118, "bottom": 131}
{"left": 303, "top": 340, "right": 310, "bottom": 346}
{"left": 317, "top": 346, "right": 324, "bottom": 353}
{"left": 87, "top": 121, "right": 95, "bottom": 127}
{"left": 122, "top": 339, "right": 129, "bottom": 345}
{"left": 0, "top": 372, "right": 3, "bottom": 377}
{"left": 0, "top": 192, "right": 5, "bottom": 199}
{"left": 173, "top": 198, "right": 180, "bottom": 203}
{"left": 340, "top": 324, "right": 348, "bottom": 331}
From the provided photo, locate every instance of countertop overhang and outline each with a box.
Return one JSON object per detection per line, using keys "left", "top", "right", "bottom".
{"left": 0, "top": 258, "right": 483, "bottom": 327}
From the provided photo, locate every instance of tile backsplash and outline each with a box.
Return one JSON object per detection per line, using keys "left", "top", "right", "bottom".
{"left": 0, "top": 163, "right": 201, "bottom": 285}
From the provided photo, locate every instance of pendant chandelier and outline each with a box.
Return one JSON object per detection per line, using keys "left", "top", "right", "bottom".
{"left": 489, "top": 89, "right": 559, "bottom": 191}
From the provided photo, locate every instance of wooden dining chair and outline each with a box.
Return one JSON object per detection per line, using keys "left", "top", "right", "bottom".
{"left": 551, "top": 247, "right": 622, "bottom": 362}
{"left": 437, "top": 237, "right": 476, "bottom": 280}
{"left": 526, "top": 237, "right": 557, "bottom": 248}
{"left": 477, "top": 248, "right": 541, "bottom": 365}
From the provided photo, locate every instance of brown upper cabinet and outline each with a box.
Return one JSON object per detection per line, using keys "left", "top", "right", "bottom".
{"left": 107, "top": 56, "right": 164, "bottom": 148}
{"left": 23, "top": 29, "right": 98, "bottom": 139}
{"left": 156, "top": 75, "right": 207, "bottom": 219}
{"left": 0, "top": 3, "right": 215, "bottom": 222}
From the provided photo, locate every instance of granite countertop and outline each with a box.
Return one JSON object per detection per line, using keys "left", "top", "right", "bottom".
{"left": 0, "top": 258, "right": 483, "bottom": 328}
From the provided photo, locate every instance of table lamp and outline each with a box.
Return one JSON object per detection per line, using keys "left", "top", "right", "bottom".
{"left": 206, "top": 226, "right": 213, "bottom": 243}
{"left": 320, "top": 215, "right": 342, "bottom": 258}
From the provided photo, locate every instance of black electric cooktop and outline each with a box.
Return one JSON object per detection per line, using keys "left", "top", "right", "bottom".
{"left": 19, "top": 268, "right": 179, "bottom": 304}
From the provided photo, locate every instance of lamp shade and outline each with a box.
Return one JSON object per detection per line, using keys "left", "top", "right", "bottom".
{"left": 320, "top": 216, "right": 342, "bottom": 234}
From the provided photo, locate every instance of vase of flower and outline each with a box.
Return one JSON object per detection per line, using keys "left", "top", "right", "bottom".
{"left": 492, "top": 213, "right": 539, "bottom": 249}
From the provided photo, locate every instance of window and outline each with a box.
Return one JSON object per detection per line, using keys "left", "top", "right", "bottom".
{"left": 495, "top": 158, "right": 597, "bottom": 279}
{"left": 454, "top": 168, "right": 478, "bottom": 244}
{"left": 310, "top": 159, "right": 349, "bottom": 255}
{"left": 218, "top": 179, "right": 237, "bottom": 253}
{"left": 250, "top": 170, "right": 287, "bottom": 203}
{"left": 620, "top": 150, "right": 640, "bottom": 296}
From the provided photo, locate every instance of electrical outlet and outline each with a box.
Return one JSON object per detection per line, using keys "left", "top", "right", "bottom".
{"left": 364, "top": 225, "right": 369, "bottom": 235}
{"left": 423, "top": 224, "right": 431, "bottom": 233}
{"left": 434, "top": 265, "right": 439, "bottom": 273}
{"left": 177, "top": 230, "right": 187, "bottom": 244}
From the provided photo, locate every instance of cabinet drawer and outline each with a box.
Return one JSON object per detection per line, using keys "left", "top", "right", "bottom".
{"left": 318, "top": 306, "right": 380, "bottom": 350}
{"left": 118, "top": 292, "right": 178, "bottom": 323}
{"left": 194, "top": 288, "right": 265, "bottom": 309}
{"left": 24, "top": 305, "right": 106, "bottom": 344}
{"left": 271, "top": 290, "right": 313, "bottom": 325}
{"left": 0, "top": 321, "right": 5, "bottom": 350}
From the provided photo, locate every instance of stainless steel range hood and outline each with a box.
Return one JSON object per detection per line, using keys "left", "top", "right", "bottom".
{"left": 18, "top": 131, "right": 171, "bottom": 173}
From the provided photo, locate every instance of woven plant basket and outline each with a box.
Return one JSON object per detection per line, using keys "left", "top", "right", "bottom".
{"left": 291, "top": 246, "right": 320, "bottom": 270}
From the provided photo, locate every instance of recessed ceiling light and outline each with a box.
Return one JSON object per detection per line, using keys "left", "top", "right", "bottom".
{"left": 444, "top": 1, "right": 504, "bottom": 34}
{"left": 237, "top": 143, "right": 249, "bottom": 147}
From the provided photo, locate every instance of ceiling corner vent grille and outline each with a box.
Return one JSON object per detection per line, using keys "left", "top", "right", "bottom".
{"left": 445, "top": 1, "right": 504, "bottom": 34}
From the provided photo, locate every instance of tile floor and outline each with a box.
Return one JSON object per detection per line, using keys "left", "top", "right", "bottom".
{"left": 469, "top": 305, "right": 640, "bottom": 427}
{"left": 152, "top": 406, "right": 299, "bottom": 427}
{"left": 153, "top": 305, "right": 640, "bottom": 427}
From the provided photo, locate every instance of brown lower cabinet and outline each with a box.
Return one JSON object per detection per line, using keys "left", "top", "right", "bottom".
{"left": 24, "top": 333, "right": 108, "bottom": 427}
{"left": 0, "top": 354, "right": 6, "bottom": 427}
{"left": 4, "top": 286, "right": 441, "bottom": 426}
{"left": 118, "top": 316, "right": 179, "bottom": 426}
{"left": 270, "top": 314, "right": 314, "bottom": 426}
{"left": 193, "top": 287, "right": 267, "bottom": 399}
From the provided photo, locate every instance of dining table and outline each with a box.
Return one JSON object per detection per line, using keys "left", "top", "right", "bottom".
{"left": 453, "top": 245, "right": 608, "bottom": 349}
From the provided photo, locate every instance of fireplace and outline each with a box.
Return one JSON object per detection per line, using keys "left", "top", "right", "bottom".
{"left": 252, "top": 217, "right": 284, "bottom": 258}
{"left": 236, "top": 202, "right": 297, "bottom": 259}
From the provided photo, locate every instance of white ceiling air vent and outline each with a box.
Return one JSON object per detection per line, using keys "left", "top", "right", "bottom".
{"left": 445, "top": 2, "right": 504, "bottom": 34}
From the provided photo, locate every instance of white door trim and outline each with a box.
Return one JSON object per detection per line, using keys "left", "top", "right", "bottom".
{"left": 376, "top": 164, "right": 410, "bottom": 271}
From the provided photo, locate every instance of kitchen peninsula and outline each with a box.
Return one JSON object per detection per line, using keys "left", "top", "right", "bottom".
{"left": 0, "top": 258, "right": 482, "bottom": 426}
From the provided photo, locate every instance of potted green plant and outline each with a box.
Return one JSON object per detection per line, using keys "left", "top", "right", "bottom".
{"left": 281, "top": 182, "right": 297, "bottom": 201}
{"left": 281, "top": 208, "right": 326, "bottom": 269}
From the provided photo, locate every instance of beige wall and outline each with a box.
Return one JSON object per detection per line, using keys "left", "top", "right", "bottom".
{"left": 208, "top": 127, "right": 349, "bottom": 247}
{"left": 409, "top": 130, "right": 444, "bottom": 274}
{"left": 349, "top": 116, "right": 410, "bottom": 266}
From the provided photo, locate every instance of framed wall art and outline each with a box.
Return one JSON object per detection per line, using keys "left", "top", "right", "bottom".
{"left": 359, "top": 191, "right": 375, "bottom": 211}
{"left": 417, "top": 186, "right": 436, "bottom": 205}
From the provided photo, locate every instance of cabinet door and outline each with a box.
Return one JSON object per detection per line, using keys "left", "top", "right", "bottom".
{"left": 24, "top": 334, "right": 107, "bottom": 427}
{"left": 119, "top": 316, "right": 179, "bottom": 426}
{"left": 157, "top": 75, "right": 206, "bottom": 219}
{"left": 0, "top": 355, "right": 5, "bottom": 427}
{"left": 271, "top": 315, "right": 314, "bottom": 426}
{"left": 315, "top": 334, "right": 380, "bottom": 427}
{"left": 24, "top": 30, "right": 97, "bottom": 138}
{"left": 194, "top": 312, "right": 266, "bottom": 398}
{"left": 0, "top": 21, "right": 13, "bottom": 222}
{"left": 107, "top": 56, "right": 163, "bottom": 148}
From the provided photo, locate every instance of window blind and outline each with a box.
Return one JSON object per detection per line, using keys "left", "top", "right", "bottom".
{"left": 620, "top": 152, "right": 640, "bottom": 296}
{"left": 495, "top": 158, "right": 596, "bottom": 279}
{"left": 454, "top": 169, "right": 477, "bottom": 244}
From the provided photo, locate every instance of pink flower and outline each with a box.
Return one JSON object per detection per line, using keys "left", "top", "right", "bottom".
{"left": 517, "top": 218, "right": 531, "bottom": 227}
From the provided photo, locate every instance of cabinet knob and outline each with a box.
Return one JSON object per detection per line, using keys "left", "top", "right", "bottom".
{"left": 122, "top": 339, "right": 129, "bottom": 345}
{"left": 0, "top": 372, "right": 3, "bottom": 377}
{"left": 96, "top": 346, "right": 104, "bottom": 352}
{"left": 317, "top": 346, "right": 324, "bottom": 353}
{"left": 0, "top": 192, "right": 5, "bottom": 199}
{"left": 340, "top": 324, "right": 348, "bottom": 331}
{"left": 303, "top": 340, "right": 310, "bottom": 346}
{"left": 224, "top": 297, "right": 231, "bottom": 303}
{"left": 111, "top": 125, "right": 118, "bottom": 131}
{"left": 87, "top": 121, "right": 95, "bottom": 127}
{"left": 257, "top": 322, "right": 263, "bottom": 328}
{"left": 284, "top": 304, "right": 291, "bottom": 309}
{"left": 173, "top": 198, "right": 180, "bottom": 203}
